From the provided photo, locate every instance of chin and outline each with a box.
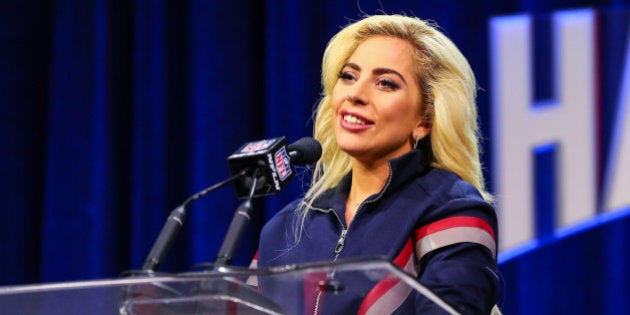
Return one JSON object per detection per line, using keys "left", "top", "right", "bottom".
{"left": 336, "top": 142, "right": 362, "bottom": 155}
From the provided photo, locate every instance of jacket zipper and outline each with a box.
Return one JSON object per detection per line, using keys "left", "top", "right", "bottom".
{"left": 334, "top": 229, "right": 348, "bottom": 260}
{"left": 312, "top": 165, "right": 394, "bottom": 314}
{"left": 312, "top": 162, "right": 395, "bottom": 258}
{"left": 314, "top": 211, "right": 347, "bottom": 315}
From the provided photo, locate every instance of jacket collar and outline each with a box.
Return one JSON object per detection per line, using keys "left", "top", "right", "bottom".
{"left": 311, "top": 149, "right": 430, "bottom": 212}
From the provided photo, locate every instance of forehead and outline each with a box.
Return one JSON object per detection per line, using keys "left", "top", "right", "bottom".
{"left": 348, "top": 36, "right": 417, "bottom": 74}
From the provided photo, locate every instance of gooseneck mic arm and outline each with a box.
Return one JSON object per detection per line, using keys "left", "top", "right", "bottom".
{"left": 141, "top": 170, "right": 247, "bottom": 272}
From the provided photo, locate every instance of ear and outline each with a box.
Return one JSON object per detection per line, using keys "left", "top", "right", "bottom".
{"left": 413, "top": 122, "right": 431, "bottom": 139}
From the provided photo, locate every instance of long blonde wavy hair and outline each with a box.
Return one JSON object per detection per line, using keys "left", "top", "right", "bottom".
{"left": 298, "top": 14, "right": 492, "bottom": 222}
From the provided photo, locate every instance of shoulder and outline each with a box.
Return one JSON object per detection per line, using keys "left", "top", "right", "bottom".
{"left": 261, "top": 198, "right": 302, "bottom": 234}
{"left": 257, "top": 199, "right": 302, "bottom": 264}
{"left": 414, "top": 168, "right": 488, "bottom": 207}
{"left": 407, "top": 168, "right": 497, "bottom": 238}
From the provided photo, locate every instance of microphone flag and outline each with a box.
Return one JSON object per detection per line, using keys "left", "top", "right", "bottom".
{"left": 227, "top": 137, "right": 295, "bottom": 199}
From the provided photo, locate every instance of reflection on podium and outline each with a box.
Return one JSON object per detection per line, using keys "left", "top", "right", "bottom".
{"left": 0, "top": 258, "right": 459, "bottom": 314}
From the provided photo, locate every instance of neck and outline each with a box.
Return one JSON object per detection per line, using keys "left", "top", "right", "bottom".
{"left": 349, "top": 161, "right": 390, "bottom": 198}
{"left": 345, "top": 159, "right": 391, "bottom": 225}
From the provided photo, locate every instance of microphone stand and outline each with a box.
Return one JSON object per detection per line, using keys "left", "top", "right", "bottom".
{"left": 214, "top": 168, "right": 261, "bottom": 266}
{"left": 140, "top": 170, "right": 247, "bottom": 272}
{"left": 122, "top": 169, "right": 282, "bottom": 315}
{"left": 183, "top": 169, "right": 286, "bottom": 315}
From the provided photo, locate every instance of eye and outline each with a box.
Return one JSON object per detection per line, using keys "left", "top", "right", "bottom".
{"left": 376, "top": 77, "right": 400, "bottom": 91}
{"left": 338, "top": 70, "right": 356, "bottom": 82}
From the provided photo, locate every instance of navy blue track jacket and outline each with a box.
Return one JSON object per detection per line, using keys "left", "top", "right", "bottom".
{"left": 254, "top": 150, "right": 500, "bottom": 314}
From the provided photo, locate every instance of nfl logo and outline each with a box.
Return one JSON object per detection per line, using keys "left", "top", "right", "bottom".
{"left": 274, "top": 147, "right": 292, "bottom": 181}
{"left": 241, "top": 139, "right": 274, "bottom": 153}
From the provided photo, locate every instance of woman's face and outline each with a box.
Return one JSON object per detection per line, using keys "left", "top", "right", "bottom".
{"left": 331, "top": 35, "right": 430, "bottom": 164}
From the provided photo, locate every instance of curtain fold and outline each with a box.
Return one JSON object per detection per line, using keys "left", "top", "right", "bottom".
{"left": 0, "top": 1, "right": 53, "bottom": 285}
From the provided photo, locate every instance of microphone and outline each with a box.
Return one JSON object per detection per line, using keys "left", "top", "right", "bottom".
{"left": 227, "top": 137, "right": 321, "bottom": 199}
{"left": 287, "top": 136, "right": 322, "bottom": 165}
{"left": 139, "top": 136, "right": 321, "bottom": 271}
{"left": 215, "top": 137, "right": 320, "bottom": 266}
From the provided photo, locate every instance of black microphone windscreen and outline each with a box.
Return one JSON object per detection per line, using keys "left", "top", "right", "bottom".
{"left": 287, "top": 137, "right": 322, "bottom": 165}
{"left": 227, "top": 137, "right": 295, "bottom": 198}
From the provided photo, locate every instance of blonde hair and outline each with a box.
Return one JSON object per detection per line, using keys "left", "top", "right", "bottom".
{"left": 299, "top": 14, "right": 492, "bottom": 224}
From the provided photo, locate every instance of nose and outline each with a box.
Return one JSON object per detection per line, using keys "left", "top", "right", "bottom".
{"left": 347, "top": 94, "right": 367, "bottom": 106}
{"left": 346, "top": 81, "right": 368, "bottom": 106}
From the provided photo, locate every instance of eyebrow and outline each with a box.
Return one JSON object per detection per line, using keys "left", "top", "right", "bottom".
{"left": 343, "top": 62, "right": 408, "bottom": 85}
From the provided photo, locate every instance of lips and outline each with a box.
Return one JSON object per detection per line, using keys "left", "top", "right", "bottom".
{"left": 339, "top": 109, "right": 373, "bottom": 130}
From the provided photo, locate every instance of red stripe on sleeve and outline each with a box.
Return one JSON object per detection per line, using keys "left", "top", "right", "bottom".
{"left": 415, "top": 216, "right": 496, "bottom": 240}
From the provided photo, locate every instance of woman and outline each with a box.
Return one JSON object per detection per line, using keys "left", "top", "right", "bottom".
{"left": 254, "top": 14, "right": 500, "bottom": 314}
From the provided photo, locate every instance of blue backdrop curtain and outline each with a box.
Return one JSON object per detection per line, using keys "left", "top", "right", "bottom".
{"left": 2, "top": 1, "right": 630, "bottom": 314}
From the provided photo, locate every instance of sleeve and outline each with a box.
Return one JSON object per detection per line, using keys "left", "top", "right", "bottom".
{"left": 412, "top": 204, "right": 500, "bottom": 314}
{"left": 245, "top": 251, "right": 259, "bottom": 287}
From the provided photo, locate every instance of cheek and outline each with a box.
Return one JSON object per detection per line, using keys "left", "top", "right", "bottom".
{"left": 384, "top": 96, "right": 417, "bottom": 118}
{"left": 330, "top": 83, "right": 346, "bottom": 111}
{"left": 382, "top": 97, "right": 422, "bottom": 131}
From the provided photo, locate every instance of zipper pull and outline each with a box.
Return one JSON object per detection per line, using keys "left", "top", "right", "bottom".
{"left": 335, "top": 229, "right": 348, "bottom": 254}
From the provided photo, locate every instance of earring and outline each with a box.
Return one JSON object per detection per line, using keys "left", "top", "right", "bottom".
{"left": 413, "top": 134, "right": 420, "bottom": 150}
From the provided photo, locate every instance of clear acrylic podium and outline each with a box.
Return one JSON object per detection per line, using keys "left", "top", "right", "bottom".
{"left": 0, "top": 257, "right": 458, "bottom": 314}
